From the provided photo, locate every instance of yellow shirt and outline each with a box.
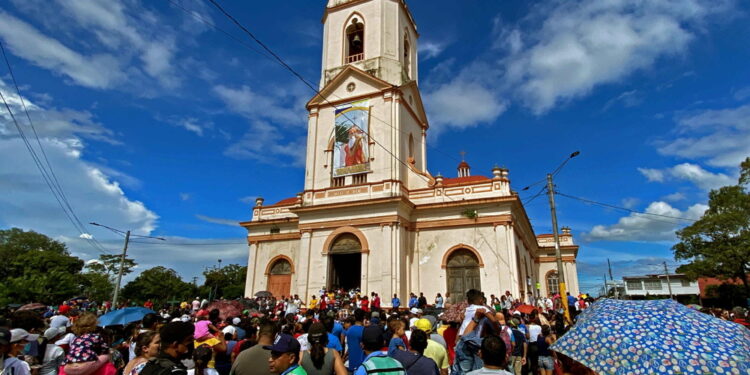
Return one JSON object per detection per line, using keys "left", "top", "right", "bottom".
{"left": 308, "top": 299, "right": 318, "bottom": 309}
{"left": 195, "top": 337, "right": 221, "bottom": 368}
{"left": 437, "top": 324, "right": 448, "bottom": 336}
{"left": 424, "top": 339, "right": 449, "bottom": 369}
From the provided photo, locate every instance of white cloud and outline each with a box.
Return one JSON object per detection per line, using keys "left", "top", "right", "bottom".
{"left": 621, "top": 197, "right": 639, "bottom": 209}
{"left": 419, "top": 41, "right": 446, "bottom": 60}
{"left": 663, "top": 192, "right": 686, "bottom": 202}
{"left": 424, "top": 80, "right": 507, "bottom": 135}
{"left": 213, "top": 84, "right": 307, "bottom": 166}
{"left": 585, "top": 201, "right": 707, "bottom": 242}
{"left": 79, "top": 233, "right": 93, "bottom": 240}
{"left": 0, "top": 78, "right": 158, "bottom": 246}
{"left": 195, "top": 214, "right": 240, "bottom": 227}
{"left": 658, "top": 103, "right": 750, "bottom": 168}
{"left": 504, "top": 0, "right": 726, "bottom": 113}
{"left": 638, "top": 168, "right": 665, "bottom": 182}
{"left": 638, "top": 163, "right": 734, "bottom": 191}
{"left": 0, "top": 11, "right": 124, "bottom": 89}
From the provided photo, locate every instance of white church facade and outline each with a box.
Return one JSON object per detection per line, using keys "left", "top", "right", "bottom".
{"left": 242, "top": 0, "right": 580, "bottom": 304}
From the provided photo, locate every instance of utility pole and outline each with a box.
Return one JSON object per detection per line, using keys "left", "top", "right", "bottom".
{"left": 664, "top": 262, "right": 674, "bottom": 299}
{"left": 90, "top": 222, "right": 165, "bottom": 310}
{"left": 603, "top": 274, "right": 608, "bottom": 298}
{"left": 112, "top": 230, "right": 130, "bottom": 309}
{"left": 546, "top": 173, "right": 571, "bottom": 322}
{"left": 608, "top": 258, "right": 618, "bottom": 299}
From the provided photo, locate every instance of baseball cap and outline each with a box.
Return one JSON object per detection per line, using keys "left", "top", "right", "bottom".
{"left": 361, "top": 325, "right": 385, "bottom": 348}
{"left": 0, "top": 328, "right": 10, "bottom": 345}
{"left": 410, "top": 308, "right": 419, "bottom": 314}
{"left": 10, "top": 328, "right": 39, "bottom": 343}
{"left": 232, "top": 317, "right": 241, "bottom": 325}
{"left": 43, "top": 327, "right": 65, "bottom": 340}
{"left": 414, "top": 318, "right": 432, "bottom": 333}
{"left": 263, "top": 333, "right": 300, "bottom": 354}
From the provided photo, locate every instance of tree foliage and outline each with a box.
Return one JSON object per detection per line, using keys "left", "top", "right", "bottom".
{"left": 0, "top": 228, "right": 85, "bottom": 305}
{"left": 203, "top": 264, "right": 247, "bottom": 299}
{"left": 673, "top": 157, "right": 750, "bottom": 296}
{"left": 121, "top": 266, "right": 194, "bottom": 303}
{"left": 85, "top": 253, "right": 137, "bottom": 278}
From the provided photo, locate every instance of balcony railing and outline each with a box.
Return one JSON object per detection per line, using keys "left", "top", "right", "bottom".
{"left": 346, "top": 53, "right": 364, "bottom": 63}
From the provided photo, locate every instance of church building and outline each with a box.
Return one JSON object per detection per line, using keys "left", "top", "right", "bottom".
{"left": 241, "top": 0, "right": 580, "bottom": 304}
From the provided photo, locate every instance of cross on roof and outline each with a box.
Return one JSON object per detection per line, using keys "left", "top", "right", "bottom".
{"left": 459, "top": 151, "right": 466, "bottom": 161}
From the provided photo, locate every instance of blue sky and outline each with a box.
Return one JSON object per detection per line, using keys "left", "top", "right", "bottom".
{"left": 1, "top": 0, "right": 749, "bottom": 296}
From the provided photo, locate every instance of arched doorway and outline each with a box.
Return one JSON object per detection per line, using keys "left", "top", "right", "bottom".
{"left": 267, "top": 257, "right": 292, "bottom": 298}
{"left": 328, "top": 233, "right": 362, "bottom": 290}
{"left": 445, "top": 249, "right": 481, "bottom": 304}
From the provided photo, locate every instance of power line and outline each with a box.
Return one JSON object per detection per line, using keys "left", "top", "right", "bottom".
{"left": 555, "top": 191, "right": 699, "bottom": 223}
{"left": 130, "top": 240, "right": 247, "bottom": 246}
{"left": 0, "top": 42, "right": 110, "bottom": 254}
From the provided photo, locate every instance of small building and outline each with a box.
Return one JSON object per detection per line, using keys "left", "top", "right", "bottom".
{"left": 623, "top": 274, "right": 699, "bottom": 299}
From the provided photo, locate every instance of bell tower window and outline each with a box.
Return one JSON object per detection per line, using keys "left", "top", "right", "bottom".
{"left": 345, "top": 17, "right": 364, "bottom": 63}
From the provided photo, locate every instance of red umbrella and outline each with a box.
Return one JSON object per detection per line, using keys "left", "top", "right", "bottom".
{"left": 205, "top": 300, "right": 243, "bottom": 321}
{"left": 515, "top": 304, "right": 537, "bottom": 315}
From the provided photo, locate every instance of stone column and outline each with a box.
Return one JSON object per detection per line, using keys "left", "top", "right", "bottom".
{"left": 298, "top": 230, "right": 312, "bottom": 301}
{"left": 245, "top": 242, "right": 258, "bottom": 297}
{"left": 381, "top": 223, "right": 394, "bottom": 302}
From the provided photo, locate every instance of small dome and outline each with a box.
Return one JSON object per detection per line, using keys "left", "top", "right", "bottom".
{"left": 457, "top": 161, "right": 470, "bottom": 169}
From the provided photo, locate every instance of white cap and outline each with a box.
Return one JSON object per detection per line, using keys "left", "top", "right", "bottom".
{"left": 172, "top": 317, "right": 181, "bottom": 322}
{"left": 43, "top": 327, "right": 65, "bottom": 340}
{"left": 10, "top": 328, "right": 39, "bottom": 343}
{"left": 410, "top": 308, "right": 419, "bottom": 314}
{"left": 232, "top": 317, "right": 241, "bottom": 325}
{"left": 181, "top": 315, "right": 191, "bottom": 322}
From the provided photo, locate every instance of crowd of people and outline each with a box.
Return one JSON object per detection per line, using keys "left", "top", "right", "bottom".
{"left": 2, "top": 288, "right": 749, "bottom": 375}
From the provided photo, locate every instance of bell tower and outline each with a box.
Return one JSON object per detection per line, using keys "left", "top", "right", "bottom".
{"left": 303, "top": 0, "right": 429, "bottom": 205}
{"left": 320, "top": 0, "right": 419, "bottom": 88}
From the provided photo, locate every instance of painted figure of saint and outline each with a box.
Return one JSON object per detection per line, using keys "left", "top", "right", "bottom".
{"left": 344, "top": 125, "right": 366, "bottom": 166}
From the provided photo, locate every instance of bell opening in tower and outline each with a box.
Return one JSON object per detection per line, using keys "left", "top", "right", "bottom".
{"left": 346, "top": 19, "right": 364, "bottom": 63}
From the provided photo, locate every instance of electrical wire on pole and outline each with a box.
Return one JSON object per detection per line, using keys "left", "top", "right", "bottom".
{"left": 90, "top": 222, "right": 165, "bottom": 309}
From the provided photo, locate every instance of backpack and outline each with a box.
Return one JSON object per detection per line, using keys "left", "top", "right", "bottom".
{"left": 360, "top": 355, "right": 405, "bottom": 375}
{"left": 451, "top": 326, "right": 484, "bottom": 375}
{"left": 139, "top": 356, "right": 186, "bottom": 375}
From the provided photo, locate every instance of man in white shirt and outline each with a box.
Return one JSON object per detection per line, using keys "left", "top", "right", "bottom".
{"left": 459, "top": 289, "right": 485, "bottom": 336}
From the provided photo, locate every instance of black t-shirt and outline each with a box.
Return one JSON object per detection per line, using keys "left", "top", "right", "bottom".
{"left": 511, "top": 329, "right": 526, "bottom": 357}
{"left": 417, "top": 297, "right": 427, "bottom": 308}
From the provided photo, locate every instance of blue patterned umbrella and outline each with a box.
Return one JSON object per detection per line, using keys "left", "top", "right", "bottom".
{"left": 550, "top": 299, "right": 750, "bottom": 374}
{"left": 98, "top": 307, "right": 156, "bottom": 327}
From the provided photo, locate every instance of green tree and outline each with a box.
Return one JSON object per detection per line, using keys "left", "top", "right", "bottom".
{"left": 80, "top": 272, "right": 114, "bottom": 303}
{"left": 85, "top": 253, "right": 137, "bottom": 278}
{"left": 673, "top": 157, "right": 750, "bottom": 298}
{"left": 0, "top": 228, "right": 85, "bottom": 305}
{"left": 121, "top": 266, "right": 194, "bottom": 304}
{"left": 203, "top": 264, "right": 247, "bottom": 299}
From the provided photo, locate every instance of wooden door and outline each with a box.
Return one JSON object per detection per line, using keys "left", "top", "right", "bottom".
{"left": 268, "top": 274, "right": 291, "bottom": 298}
{"left": 268, "top": 259, "right": 292, "bottom": 298}
{"left": 446, "top": 249, "right": 481, "bottom": 304}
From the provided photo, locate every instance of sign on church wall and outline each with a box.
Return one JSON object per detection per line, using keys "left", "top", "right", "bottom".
{"left": 332, "top": 99, "right": 370, "bottom": 177}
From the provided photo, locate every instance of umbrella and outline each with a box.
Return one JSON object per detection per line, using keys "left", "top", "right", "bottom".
{"left": 254, "top": 291, "right": 272, "bottom": 298}
{"left": 18, "top": 303, "right": 47, "bottom": 311}
{"left": 206, "top": 300, "right": 243, "bottom": 321}
{"left": 441, "top": 301, "right": 467, "bottom": 323}
{"left": 98, "top": 307, "right": 155, "bottom": 327}
{"left": 551, "top": 299, "right": 750, "bottom": 374}
{"left": 514, "top": 304, "right": 537, "bottom": 315}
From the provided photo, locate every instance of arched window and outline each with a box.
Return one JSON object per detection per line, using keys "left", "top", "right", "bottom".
{"left": 403, "top": 34, "right": 411, "bottom": 79}
{"left": 345, "top": 17, "right": 364, "bottom": 63}
{"left": 269, "top": 259, "right": 292, "bottom": 275}
{"left": 546, "top": 271, "right": 559, "bottom": 296}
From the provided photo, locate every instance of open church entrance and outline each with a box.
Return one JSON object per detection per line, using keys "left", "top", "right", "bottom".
{"left": 328, "top": 233, "right": 362, "bottom": 290}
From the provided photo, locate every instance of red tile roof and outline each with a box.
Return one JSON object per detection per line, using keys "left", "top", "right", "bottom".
{"left": 441, "top": 175, "right": 491, "bottom": 185}
{"left": 267, "top": 197, "right": 299, "bottom": 207}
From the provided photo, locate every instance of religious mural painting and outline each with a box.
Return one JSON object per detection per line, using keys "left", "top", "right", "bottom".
{"left": 333, "top": 99, "right": 370, "bottom": 177}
